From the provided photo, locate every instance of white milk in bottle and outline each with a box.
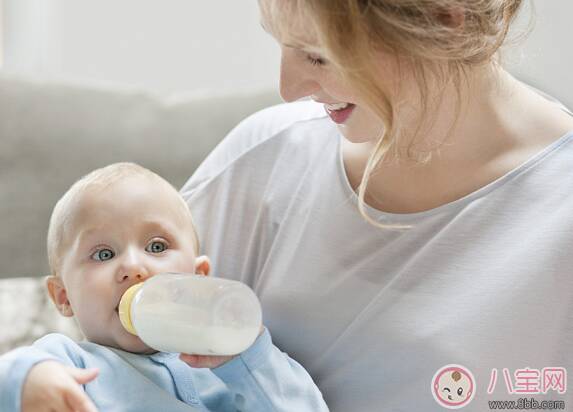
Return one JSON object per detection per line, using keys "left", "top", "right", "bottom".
{"left": 118, "top": 273, "right": 262, "bottom": 355}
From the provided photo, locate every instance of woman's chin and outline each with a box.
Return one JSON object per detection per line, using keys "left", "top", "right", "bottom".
{"left": 336, "top": 122, "right": 383, "bottom": 144}
{"left": 338, "top": 126, "right": 380, "bottom": 144}
{"left": 333, "top": 106, "right": 384, "bottom": 144}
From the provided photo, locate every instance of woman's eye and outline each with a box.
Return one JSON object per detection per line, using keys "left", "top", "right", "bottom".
{"left": 306, "top": 53, "right": 326, "bottom": 67}
{"left": 91, "top": 249, "right": 114, "bottom": 261}
{"left": 146, "top": 240, "right": 167, "bottom": 254}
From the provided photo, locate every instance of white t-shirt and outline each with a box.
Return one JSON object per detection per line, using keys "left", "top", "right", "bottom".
{"left": 181, "top": 100, "right": 573, "bottom": 411}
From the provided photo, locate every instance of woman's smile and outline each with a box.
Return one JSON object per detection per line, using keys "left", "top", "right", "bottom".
{"left": 324, "top": 102, "right": 356, "bottom": 124}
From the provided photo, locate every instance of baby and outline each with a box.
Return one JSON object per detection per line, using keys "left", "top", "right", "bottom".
{"left": 0, "top": 162, "right": 328, "bottom": 412}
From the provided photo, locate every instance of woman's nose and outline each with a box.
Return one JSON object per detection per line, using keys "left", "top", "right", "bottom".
{"left": 279, "top": 50, "right": 321, "bottom": 102}
{"left": 116, "top": 249, "right": 151, "bottom": 283}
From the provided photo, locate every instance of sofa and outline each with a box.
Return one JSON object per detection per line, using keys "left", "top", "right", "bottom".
{"left": 0, "top": 73, "right": 281, "bottom": 353}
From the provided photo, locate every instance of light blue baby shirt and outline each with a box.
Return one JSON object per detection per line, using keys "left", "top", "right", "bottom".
{"left": 0, "top": 329, "right": 328, "bottom": 411}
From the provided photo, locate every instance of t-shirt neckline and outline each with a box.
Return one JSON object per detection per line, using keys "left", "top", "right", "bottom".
{"left": 336, "top": 129, "right": 573, "bottom": 223}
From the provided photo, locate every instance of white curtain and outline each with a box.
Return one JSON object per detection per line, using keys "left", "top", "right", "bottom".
{"left": 0, "top": 0, "right": 571, "bottom": 105}
{"left": 0, "top": 0, "right": 280, "bottom": 95}
{"left": 3, "top": 0, "right": 61, "bottom": 72}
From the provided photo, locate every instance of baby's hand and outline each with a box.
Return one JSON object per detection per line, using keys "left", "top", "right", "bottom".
{"left": 179, "top": 325, "right": 266, "bottom": 369}
{"left": 22, "top": 360, "right": 99, "bottom": 412}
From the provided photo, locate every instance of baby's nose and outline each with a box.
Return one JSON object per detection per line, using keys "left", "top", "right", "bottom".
{"left": 119, "top": 270, "right": 149, "bottom": 282}
{"left": 117, "top": 253, "right": 151, "bottom": 282}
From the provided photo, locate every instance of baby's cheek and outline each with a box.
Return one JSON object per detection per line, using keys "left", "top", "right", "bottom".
{"left": 164, "top": 253, "right": 196, "bottom": 274}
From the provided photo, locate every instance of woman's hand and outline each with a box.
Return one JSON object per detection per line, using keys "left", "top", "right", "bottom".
{"left": 179, "top": 325, "right": 266, "bottom": 369}
{"left": 178, "top": 353, "right": 235, "bottom": 369}
{"left": 22, "top": 360, "right": 99, "bottom": 412}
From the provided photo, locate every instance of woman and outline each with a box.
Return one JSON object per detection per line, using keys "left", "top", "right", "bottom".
{"left": 181, "top": 0, "right": 573, "bottom": 410}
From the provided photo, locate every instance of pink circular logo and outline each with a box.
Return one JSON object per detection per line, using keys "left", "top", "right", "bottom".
{"left": 432, "top": 364, "right": 476, "bottom": 409}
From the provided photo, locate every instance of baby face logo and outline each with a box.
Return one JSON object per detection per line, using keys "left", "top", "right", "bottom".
{"left": 432, "top": 364, "right": 476, "bottom": 409}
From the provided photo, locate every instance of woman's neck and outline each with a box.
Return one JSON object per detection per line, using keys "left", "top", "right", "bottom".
{"left": 342, "top": 66, "right": 573, "bottom": 214}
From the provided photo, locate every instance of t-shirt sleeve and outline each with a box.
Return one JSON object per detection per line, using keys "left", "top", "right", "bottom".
{"left": 181, "top": 105, "right": 277, "bottom": 200}
{"left": 179, "top": 100, "right": 326, "bottom": 278}
{"left": 0, "top": 334, "right": 86, "bottom": 412}
{"left": 180, "top": 100, "right": 324, "bottom": 200}
{"left": 211, "top": 328, "right": 329, "bottom": 412}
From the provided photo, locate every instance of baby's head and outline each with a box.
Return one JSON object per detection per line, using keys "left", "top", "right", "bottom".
{"left": 46, "top": 162, "right": 210, "bottom": 353}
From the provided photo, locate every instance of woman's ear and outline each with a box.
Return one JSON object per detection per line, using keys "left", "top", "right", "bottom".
{"left": 46, "top": 276, "right": 74, "bottom": 317}
{"left": 194, "top": 256, "right": 211, "bottom": 276}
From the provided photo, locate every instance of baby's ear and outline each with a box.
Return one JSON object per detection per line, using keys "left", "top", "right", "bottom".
{"left": 46, "top": 276, "right": 74, "bottom": 317}
{"left": 194, "top": 256, "right": 211, "bottom": 276}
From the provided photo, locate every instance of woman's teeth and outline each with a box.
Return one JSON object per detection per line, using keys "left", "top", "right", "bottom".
{"left": 325, "top": 102, "right": 350, "bottom": 111}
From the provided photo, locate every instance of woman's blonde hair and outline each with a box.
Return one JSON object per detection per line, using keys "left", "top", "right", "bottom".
{"left": 261, "top": 0, "right": 529, "bottom": 229}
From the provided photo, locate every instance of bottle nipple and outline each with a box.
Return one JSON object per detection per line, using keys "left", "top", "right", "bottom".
{"left": 118, "top": 283, "right": 144, "bottom": 335}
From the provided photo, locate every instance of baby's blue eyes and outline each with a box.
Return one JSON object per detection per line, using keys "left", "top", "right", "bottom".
{"left": 90, "top": 241, "right": 168, "bottom": 261}
{"left": 145, "top": 241, "right": 167, "bottom": 253}
{"left": 92, "top": 249, "right": 114, "bottom": 261}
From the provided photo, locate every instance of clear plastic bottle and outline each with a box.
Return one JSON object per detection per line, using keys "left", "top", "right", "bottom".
{"left": 118, "top": 272, "right": 262, "bottom": 355}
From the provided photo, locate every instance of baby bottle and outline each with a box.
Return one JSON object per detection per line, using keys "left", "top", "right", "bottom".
{"left": 118, "top": 272, "right": 262, "bottom": 355}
